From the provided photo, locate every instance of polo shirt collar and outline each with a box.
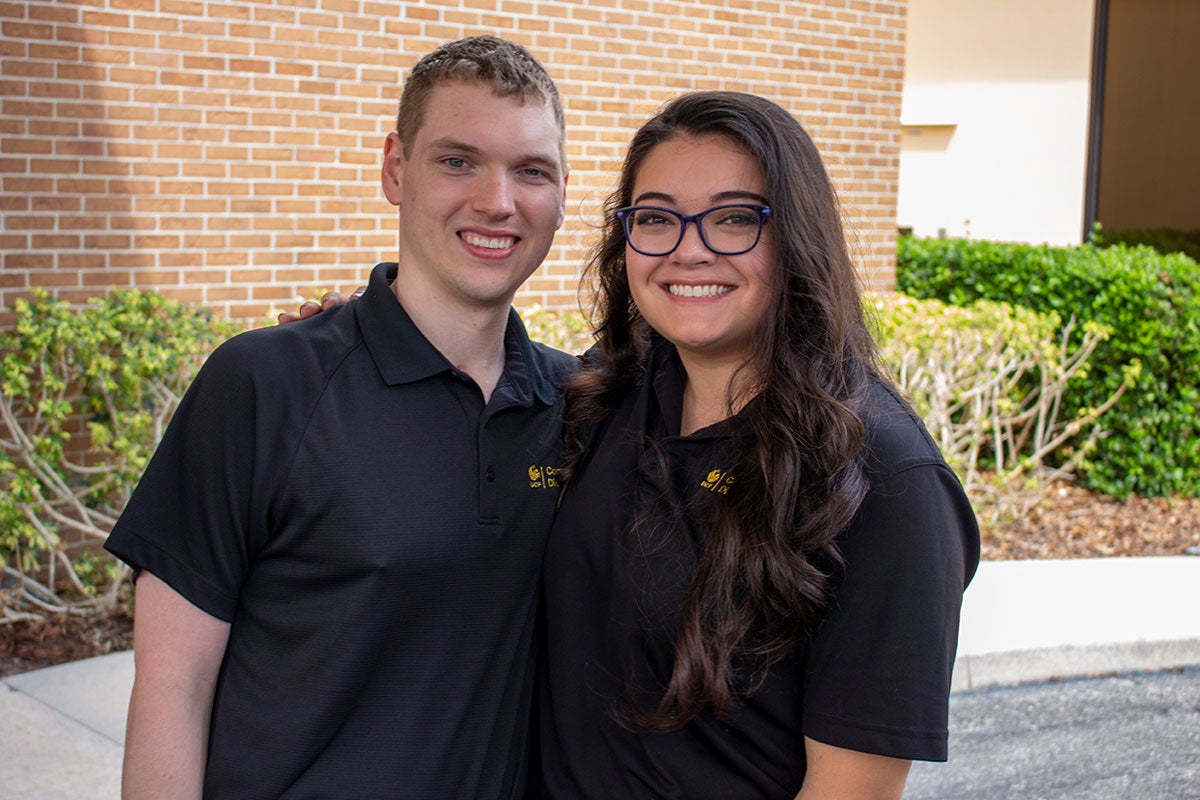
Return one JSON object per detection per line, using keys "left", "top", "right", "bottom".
{"left": 649, "top": 335, "right": 686, "bottom": 436}
{"left": 500, "top": 309, "right": 563, "bottom": 407}
{"left": 647, "top": 332, "right": 749, "bottom": 441}
{"left": 355, "top": 263, "right": 450, "bottom": 386}
{"left": 354, "top": 262, "right": 559, "bottom": 407}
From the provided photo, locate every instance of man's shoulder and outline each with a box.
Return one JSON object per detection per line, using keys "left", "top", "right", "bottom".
{"left": 203, "top": 306, "right": 364, "bottom": 387}
{"left": 525, "top": 340, "right": 582, "bottom": 389}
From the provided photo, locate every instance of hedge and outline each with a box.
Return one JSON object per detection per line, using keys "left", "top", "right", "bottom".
{"left": 1, "top": 289, "right": 237, "bottom": 620}
{"left": 869, "top": 294, "right": 1129, "bottom": 520}
{"left": 897, "top": 235, "right": 1200, "bottom": 498}
{"left": 1100, "top": 227, "right": 1200, "bottom": 264}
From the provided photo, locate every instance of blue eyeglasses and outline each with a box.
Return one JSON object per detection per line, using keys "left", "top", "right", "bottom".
{"left": 615, "top": 204, "right": 772, "bottom": 257}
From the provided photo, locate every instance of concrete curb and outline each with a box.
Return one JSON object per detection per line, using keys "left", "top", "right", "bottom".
{"left": 953, "top": 638, "right": 1200, "bottom": 692}
{"left": 951, "top": 556, "right": 1200, "bottom": 691}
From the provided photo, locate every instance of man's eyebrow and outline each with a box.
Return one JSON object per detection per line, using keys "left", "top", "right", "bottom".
{"left": 427, "top": 137, "right": 483, "bottom": 156}
{"left": 631, "top": 189, "right": 769, "bottom": 206}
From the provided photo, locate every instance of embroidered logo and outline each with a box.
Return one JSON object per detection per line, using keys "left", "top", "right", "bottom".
{"left": 528, "top": 464, "right": 561, "bottom": 489}
{"left": 700, "top": 468, "right": 735, "bottom": 495}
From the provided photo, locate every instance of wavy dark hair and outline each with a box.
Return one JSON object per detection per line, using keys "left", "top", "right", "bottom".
{"left": 564, "top": 91, "right": 884, "bottom": 731}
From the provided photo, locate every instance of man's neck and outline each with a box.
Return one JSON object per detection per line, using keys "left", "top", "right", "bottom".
{"left": 391, "top": 280, "right": 510, "bottom": 403}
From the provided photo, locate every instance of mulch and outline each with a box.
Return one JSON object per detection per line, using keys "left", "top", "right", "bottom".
{"left": 981, "top": 484, "right": 1200, "bottom": 561}
{"left": 1, "top": 602, "right": 133, "bottom": 679}
{"left": 3, "top": 484, "right": 1198, "bottom": 679}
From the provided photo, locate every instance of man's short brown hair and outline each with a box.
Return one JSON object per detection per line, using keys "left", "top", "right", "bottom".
{"left": 396, "top": 36, "right": 565, "bottom": 163}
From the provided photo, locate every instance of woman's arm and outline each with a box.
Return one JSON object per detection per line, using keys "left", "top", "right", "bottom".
{"left": 795, "top": 737, "right": 911, "bottom": 800}
{"left": 276, "top": 288, "right": 362, "bottom": 324}
{"left": 122, "top": 571, "right": 231, "bottom": 800}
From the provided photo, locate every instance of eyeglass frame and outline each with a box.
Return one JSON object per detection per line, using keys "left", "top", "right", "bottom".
{"left": 614, "top": 203, "right": 772, "bottom": 257}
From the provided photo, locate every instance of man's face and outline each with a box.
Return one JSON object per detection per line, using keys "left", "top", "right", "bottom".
{"left": 382, "top": 81, "right": 568, "bottom": 313}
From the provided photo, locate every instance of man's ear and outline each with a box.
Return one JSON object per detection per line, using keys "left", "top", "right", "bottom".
{"left": 380, "top": 132, "right": 405, "bottom": 207}
{"left": 556, "top": 167, "right": 570, "bottom": 230}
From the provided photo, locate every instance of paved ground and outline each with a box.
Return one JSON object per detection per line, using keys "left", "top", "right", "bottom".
{"left": 907, "top": 666, "right": 1200, "bottom": 799}
{"left": 3, "top": 555, "right": 1200, "bottom": 798}
{"left": 2, "top": 651, "right": 126, "bottom": 798}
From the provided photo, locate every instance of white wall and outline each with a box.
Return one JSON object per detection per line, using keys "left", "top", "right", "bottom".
{"left": 898, "top": 0, "right": 1096, "bottom": 245}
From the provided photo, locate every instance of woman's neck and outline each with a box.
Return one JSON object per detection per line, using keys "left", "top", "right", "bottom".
{"left": 677, "top": 352, "right": 758, "bottom": 436}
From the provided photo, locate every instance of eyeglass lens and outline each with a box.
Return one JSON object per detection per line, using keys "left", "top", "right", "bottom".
{"left": 622, "top": 205, "right": 766, "bottom": 256}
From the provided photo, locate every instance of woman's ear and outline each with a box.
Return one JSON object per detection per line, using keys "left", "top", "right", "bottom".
{"left": 380, "top": 132, "right": 405, "bottom": 207}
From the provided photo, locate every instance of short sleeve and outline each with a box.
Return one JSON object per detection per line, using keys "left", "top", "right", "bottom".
{"left": 104, "top": 337, "right": 271, "bottom": 622}
{"left": 801, "top": 462, "right": 980, "bottom": 762}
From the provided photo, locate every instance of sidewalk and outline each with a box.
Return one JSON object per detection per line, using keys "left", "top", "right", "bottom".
{"left": 2, "top": 650, "right": 128, "bottom": 798}
{"left": 3, "top": 555, "right": 1200, "bottom": 799}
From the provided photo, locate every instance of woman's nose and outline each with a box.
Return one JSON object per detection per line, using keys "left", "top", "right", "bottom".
{"left": 671, "top": 220, "right": 715, "bottom": 263}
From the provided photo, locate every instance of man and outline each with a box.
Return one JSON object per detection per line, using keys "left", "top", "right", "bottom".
{"left": 106, "top": 36, "right": 574, "bottom": 799}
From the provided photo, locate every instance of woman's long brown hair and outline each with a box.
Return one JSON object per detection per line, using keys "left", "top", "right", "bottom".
{"left": 564, "top": 91, "right": 884, "bottom": 731}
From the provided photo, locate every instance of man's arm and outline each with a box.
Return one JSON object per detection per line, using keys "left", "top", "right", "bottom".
{"left": 122, "top": 571, "right": 231, "bottom": 800}
{"left": 795, "top": 737, "right": 911, "bottom": 800}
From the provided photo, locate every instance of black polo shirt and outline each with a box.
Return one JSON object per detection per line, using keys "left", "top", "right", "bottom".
{"left": 106, "top": 262, "right": 577, "bottom": 800}
{"left": 537, "top": 338, "right": 979, "bottom": 799}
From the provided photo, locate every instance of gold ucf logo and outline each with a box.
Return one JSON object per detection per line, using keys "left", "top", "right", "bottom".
{"left": 700, "top": 468, "right": 735, "bottom": 495}
{"left": 528, "top": 464, "right": 561, "bottom": 489}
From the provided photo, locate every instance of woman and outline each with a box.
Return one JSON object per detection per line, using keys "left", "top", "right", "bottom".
{"left": 535, "top": 91, "right": 979, "bottom": 799}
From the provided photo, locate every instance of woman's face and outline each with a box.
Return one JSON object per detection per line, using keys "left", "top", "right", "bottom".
{"left": 625, "top": 134, "right": 776, "bottom": 371}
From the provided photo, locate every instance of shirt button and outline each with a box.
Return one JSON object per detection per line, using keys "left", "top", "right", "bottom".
{"left": 486, "top": 466, "right": 495, "bottom": 482}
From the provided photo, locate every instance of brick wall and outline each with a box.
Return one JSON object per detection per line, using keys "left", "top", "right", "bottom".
{"left": 1, "top": 0, "right": 906, "bottom": 327}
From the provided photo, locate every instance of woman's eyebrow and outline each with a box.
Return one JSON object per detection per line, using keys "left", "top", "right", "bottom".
{"left": 631, "top": 189, "right": 769, "bottom": 206}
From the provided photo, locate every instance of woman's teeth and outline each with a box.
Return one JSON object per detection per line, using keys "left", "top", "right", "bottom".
{"left": 668, "top": 284, "right": 732, "bottom": 298}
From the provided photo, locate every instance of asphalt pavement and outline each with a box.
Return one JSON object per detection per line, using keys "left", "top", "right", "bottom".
{"left": 3, "top": 554, "right": 1200, "bottom": 798}
{"left": 907, "top": 666, "right": 1200, "bottom": 799}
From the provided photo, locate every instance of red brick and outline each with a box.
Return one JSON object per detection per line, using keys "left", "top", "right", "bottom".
{"left": 0, "top": 0, "right": 902, "bottom": 314}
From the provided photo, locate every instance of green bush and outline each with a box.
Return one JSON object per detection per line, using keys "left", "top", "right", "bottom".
{"left": 517, "top": 304, "right": 596, "bottom": 355}
{"left": 869, "top": 294, "right": 1132, "bottom": 521}
{"left": 1, "top": 289, "right": 237, "bottom": 621}
{"left": 897, "top": 235, "right": 1200, "bottom": 498}
{"left": 1099, "top": 226, "right": 1200, "bottom": 264}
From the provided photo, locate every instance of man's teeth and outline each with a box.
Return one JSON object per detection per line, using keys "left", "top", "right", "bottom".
{"left": 668, "top": 284, "right": 732, "bottom": 298}
{"left": 463, "top": 233, "right": 515, "bottom": 249}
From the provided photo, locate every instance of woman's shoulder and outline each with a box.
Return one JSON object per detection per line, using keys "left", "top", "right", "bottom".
{"left": 858, "top": 377, "right": 950, "bottom": 481}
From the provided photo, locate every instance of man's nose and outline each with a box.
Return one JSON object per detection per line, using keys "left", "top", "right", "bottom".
{"left": 473, "top": 172, "right": 516, "bottom": 217}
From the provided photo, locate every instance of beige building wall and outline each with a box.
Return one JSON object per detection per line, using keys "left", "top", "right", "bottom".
{"left": 898, "top": 0, "right": 1096, "bottom": 245}
{"left": 0, "top": 1, "right": 906, "bottom": 327}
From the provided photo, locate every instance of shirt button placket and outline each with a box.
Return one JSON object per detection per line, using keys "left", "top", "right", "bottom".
{"left": 479, "top": 430, "right": 500, "bottom": 524}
